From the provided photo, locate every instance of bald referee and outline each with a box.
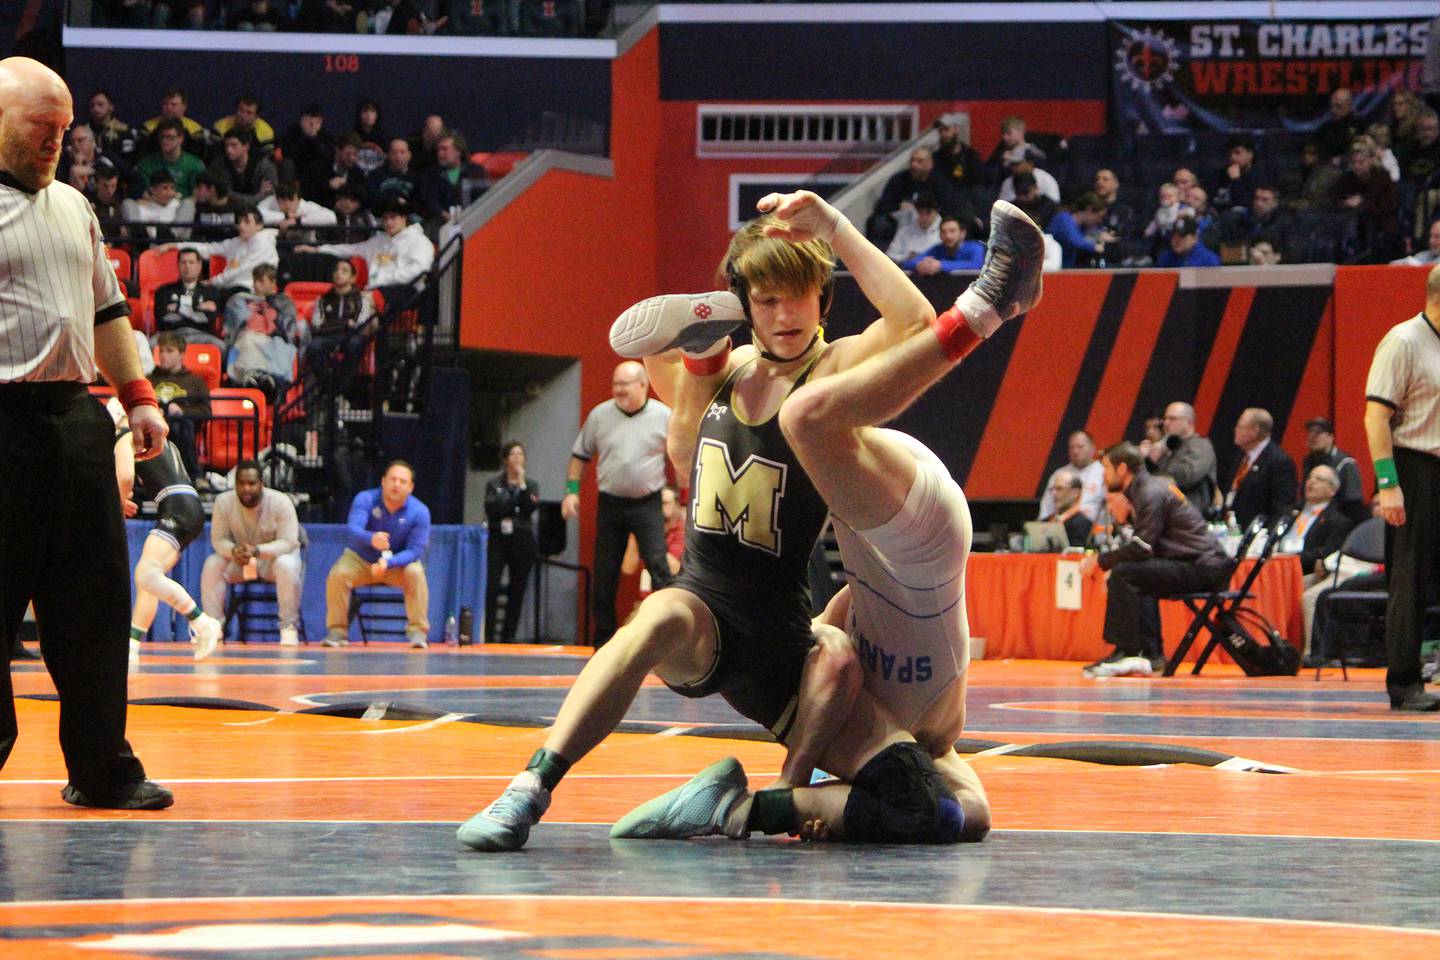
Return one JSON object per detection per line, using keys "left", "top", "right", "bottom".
{"left": 0, "top": 58, "right": 175, "bottom": 808}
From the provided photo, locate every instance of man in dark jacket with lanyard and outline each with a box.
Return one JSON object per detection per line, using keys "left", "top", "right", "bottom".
{"left": 1082, "top": 442, "right": 1230, "bottom": 678}
{"left": 484, "top": 441, "right": 541, "bottom": 643}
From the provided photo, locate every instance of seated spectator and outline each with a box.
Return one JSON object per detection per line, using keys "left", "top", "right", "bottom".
{"left": 1389, "top": 88, "right": 1422, "bottom": 148}
{"left": 323, "top": 460, "right": 432, "bottom": 649}
{"left": 1143, "top": 182, "right": 1193, "bottom": 250}
{"left": 207, "top": 129, "right": 278, "bottom": 208}
{"left": 1396, "top": 108, "right": 1440, "bottom": 184}
{"left": 189, "top": 172, "right": 238, "bottom": 239}
{"left": 140, "top": 87, "right": 209, "bottom": 160}
{"left": 278, "top": 104, "right": 335, "bottom": 201}
{"left": 1157, "top": 217, "right": 1221, "bottom": 268}
{"left": 1144, "top": 401, "right": 1219, "bottom": 516}
{"left": 1280, "top": 140, "right": 1342, "bottom": 212}
{"left": 297, "top": 0, "right": 359, "bottom": 32}
{"left": 138, "top": 118, "right": 206, "bottom": 198}
{"left": 1336, "top": 135, "right": 1402, "bottom": 264}
{"left": 1315, "top": 88, "right": 1363, "bottom": 160}
{"left": 984, "top": 114, "right": 1045, "bottom": 183}
{"left": 352, "top": 98, "right": 388, "bottom": 173}
{"left": 305, "top": 258, "right": 376, "bottom": 369}
{"left": 1300, "top": 416, "right": 1366, "bottom": 521}
{"left": 82, "top": 89, "right": 138, "bottom": 165}
{"left": 1284, "top": 465, "right": 1358, "bottom": 660}
{"left": 328, "top": 183, "right": 378, "bottom": 242}
{"left": 365, "top": 137, "right": 418, "bottom": 212}
{"left": 258, "top": 180, "right": 338, "bottom": 243}
{"left": 902, "top": 216, "right": 985, "bottom": 275}
{"left": 211, "top": 94, "right": 276, "bottom": 152}
{"left": 1367, "top": 122, "right": 1401, "bottom": 181}
{"left": 1225, "top": 407, "right": 1298, "bottom": 529}
{"left": 1047, "top": 193, "right": 1115, "bottom": 268}
{"left": 300, "top": 197, "right": 435, "bottom": 295}
{"left": 1171, "top": 166, "right": 1200, "bottom": 201}
{"left": 1219, "top": 184, "right": 1294, "bottom": 261}
{"left": 1038, "top": 429, "right": 1105, "bottom": 521}
{"left": 59, "top": 123, "right": 136, "bottom": 199}
{"left": 931, "top": 113, "right": 984, "bottom": 188}
{"left": 447, "top": 0, "right": 508, "bottom": 34}
{"left": 885, "top": 191, "right": 942, "bottom": 263}
{"left": 153, "top": 247, "right": 222, "bottom": 348}
{"left": 1040, "top": 467, "right": 1094, "bottom": 547}
{"left": 1393, "top": 218, "right": 1440, "bottom": 265}
{"left": 148, "top": 331, "right": 211, "bottom": 480}
{"left": 1209, "top": 134, "right": 1260, "bottom": 213}
{"left": 1010, "top": 171, "right": 1057, "bottom": 229}
{"left": 999, "top": 153, "right": 1060, "bottom": 204}
{"left": 1093, "top": 168, "right": 1137, "bottom": 240}
{"left": 200, "top": 459, "right": 304, "bottom": 646}
{"left": 868, "top": 146, "right": 956, "bottom": 244}
{"left": 417, "top": 131, "right": 483, "bottom": 223}
{"left": 122, "top": 171, "right": 195, "bottom": 240}
{"left": 1080, "top": 442, "right": 1229, "bottom": 678}
{"left": 231, "top": 0, "right": 288, "bottom": 32}
{"left": 320, "top": 132, "right": 368, "bottom": 207}
{"left": 158, "top": 207, "right": 279, "bottom": 293}
{"left": 409, "top": 115, "right": 448, "bottom": 172}
{"left": 1186, "top": 185, "right": 1216, "bottom": 237}
{"left": 91, "top": 161, "right": 126, "bottom": 232}
{"left": 223, "top": 264, "right": 301, "bottom": 398}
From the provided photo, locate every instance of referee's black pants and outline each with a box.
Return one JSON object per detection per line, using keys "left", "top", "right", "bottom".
{"left": 592, "top": 490, "right": 673, "bottom": 646}
{"left": 1384, "top": 448, "right": 1440, "bottom": 704}
{"left": 0, "top": 383, "right": 148, "bottom": 800}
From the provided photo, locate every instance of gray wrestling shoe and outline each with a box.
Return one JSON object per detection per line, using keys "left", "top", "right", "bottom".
{"left": 457, "top": 770, "right": 551, "bottom": 851}
{"left": 610, "top": 756, "right": 748, "bottom": 840}
{"left": 609, "top": 292, "right": 745, "bottom": 358}
{"left": 956, "top": 199, "right": 1046, "bottom": 337}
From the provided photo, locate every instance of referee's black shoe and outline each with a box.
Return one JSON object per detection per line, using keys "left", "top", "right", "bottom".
{"left": 1390, "top": 691, "right": 1440, "bottom": 712}
{"left": 61, "top": 779, "right": 174, "bottom": 810}
{"left": 9, "top": 638, "right": 39, "bottom": 661}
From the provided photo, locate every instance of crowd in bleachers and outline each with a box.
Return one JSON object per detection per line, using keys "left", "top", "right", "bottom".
{"left": 870, "top": 90, "right": 1440, "bottom": 271}
{"left": 89, "top": 0, "right": 604, "bottom": 36}
{"left": 83, "top": 85, "right": 489, "bottom": 459}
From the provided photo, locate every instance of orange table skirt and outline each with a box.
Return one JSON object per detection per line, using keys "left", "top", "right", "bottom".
{"left": 966, "top": 553, "right": 1305, "bottom": 663}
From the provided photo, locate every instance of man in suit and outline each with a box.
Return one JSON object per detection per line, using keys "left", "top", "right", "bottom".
{"left": 1226, "top": 407, "right": 1298, "bottom": 528}
{"left": 1286, "top": 465, "right": 1363, "bottom": 660}
{"left": 1041, "top": 467, "right": 1094, "bottom": 548}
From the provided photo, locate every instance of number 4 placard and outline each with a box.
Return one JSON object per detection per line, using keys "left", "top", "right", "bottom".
{"left": 1055, "top": 560, "right": 1083, "bottom": 611}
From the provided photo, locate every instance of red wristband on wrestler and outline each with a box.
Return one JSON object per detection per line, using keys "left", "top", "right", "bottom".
{"left": 682, "top": 341, "right": 731, "bottom": 376}
{"left": 118, "top": 378, "right": 159, "bottom": 412}
{"left": 931, "top": 305, "right": 983, "bottom": 362}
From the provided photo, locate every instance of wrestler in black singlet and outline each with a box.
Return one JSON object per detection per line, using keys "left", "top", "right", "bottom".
{"left": 667, "top": 354, "right": 831, "bottom": 736}
{"left": 115, "top": 422, "right": 204, "bottom": 551}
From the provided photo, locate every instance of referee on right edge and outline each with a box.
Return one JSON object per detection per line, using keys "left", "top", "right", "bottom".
{"left": 1364, "top": 264, "right": 1440, "bottom": 712}
{"left": 0, "top": 58, "right": 176, "bottom": 805}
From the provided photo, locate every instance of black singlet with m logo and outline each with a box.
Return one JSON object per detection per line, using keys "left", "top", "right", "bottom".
{"left": 683, "top": 356, "right": 830, "bottom": 610}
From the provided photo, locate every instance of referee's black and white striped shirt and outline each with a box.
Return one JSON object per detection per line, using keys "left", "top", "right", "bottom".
{"left": 0, "top": 171, "right": 128, "bottom": 383}
{"left": 1366, "top": 312, "right": 1440, "bottom": 457}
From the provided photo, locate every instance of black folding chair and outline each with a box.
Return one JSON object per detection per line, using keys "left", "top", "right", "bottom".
{"left": 1162, "top": 514, "right": 1288, "bottom": 677}
{"left": 1312, "top": 516, "right": 1387, "bottom": 681}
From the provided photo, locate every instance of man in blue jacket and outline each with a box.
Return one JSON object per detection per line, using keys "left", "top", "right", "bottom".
{"left": 1157, "top": 216, "right": 1221, "bottom": 268}
{"left": 323, "top": 460, "right": 433, "bottom": 648}
{"left": 902, "top": 216, "right": 986, "bottom": 274}
{"left": 1047, "top": 193, "right": 1116, "bottom": 268}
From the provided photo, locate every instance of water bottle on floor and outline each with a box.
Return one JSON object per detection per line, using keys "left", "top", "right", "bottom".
{"left": 458, "top": 606, "right": 473, "bottom": 646}
{"left": 444, "top": 615, "right": 458, "bottom": 646}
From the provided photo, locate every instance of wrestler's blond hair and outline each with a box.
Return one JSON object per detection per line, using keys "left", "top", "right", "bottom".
{"left": 717, "top": 216, "right": 835, "bottom": 302}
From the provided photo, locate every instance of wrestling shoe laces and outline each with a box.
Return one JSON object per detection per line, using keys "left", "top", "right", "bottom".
{"left": 457, "top": 770, "right": 551, "bottom": 851}
{"left": 610, "top": 756, "right": 749, "bottom": 840}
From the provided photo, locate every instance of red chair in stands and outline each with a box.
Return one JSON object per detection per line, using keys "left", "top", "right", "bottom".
{"left": 209, "top": 254, "right": 227, "bottom": 280}
{"left": 106, "top": 246, "right": 133, "bottom": 295}
{"left": 184, "top": 343, "right": 223, "bottom": 389}
{"left": 137, "top": 248, "right": 179, "bottom": 330}
{"left": 204, "top": 388, "right": 269, "bottom": 473}
{"left": 284, "top": 280, "right": 331, "bottom": 313}
{"left": 350, "top": 256, "right": 368, "bottom": 289}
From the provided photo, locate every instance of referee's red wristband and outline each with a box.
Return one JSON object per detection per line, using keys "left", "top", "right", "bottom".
{"left": 118, "top": 379, "right": 159, "bottom": 413}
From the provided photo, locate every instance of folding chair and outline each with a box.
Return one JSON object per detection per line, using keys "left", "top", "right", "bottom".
{"left": 224, "top": 580, "right": 308, "bottom": 644}
{"left": 348, "top": 586, "right": 409, "bottom": 644}
{"left": 1312, "top": 516, "right": 1387, "bottom": 681}
{"left": 1162, "top": 515, "right": 1284, "bottom": 676}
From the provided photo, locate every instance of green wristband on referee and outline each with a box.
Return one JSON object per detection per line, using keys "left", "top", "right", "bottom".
{"left": 1375, "top": 458, "right": 1399, "bottom": 490}
{"left": 566, "top": 480, "right": 581, "bottom": 496}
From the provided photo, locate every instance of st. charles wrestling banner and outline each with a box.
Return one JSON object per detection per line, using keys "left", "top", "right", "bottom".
{"left": 1111, "top": 17, "right": 1436, "bottom": 133}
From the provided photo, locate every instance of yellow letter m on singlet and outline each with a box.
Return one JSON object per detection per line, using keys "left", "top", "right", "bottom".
{"left": 693, "top": 438, "right": 787, "bottom": 556}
